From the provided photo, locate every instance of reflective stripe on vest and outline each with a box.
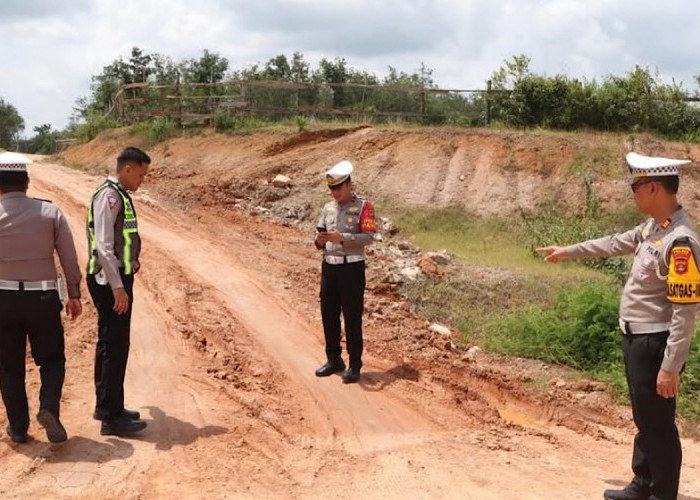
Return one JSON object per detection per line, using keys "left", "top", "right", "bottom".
{"left": 87, "top": 181, "right": 138, "bottom": 275}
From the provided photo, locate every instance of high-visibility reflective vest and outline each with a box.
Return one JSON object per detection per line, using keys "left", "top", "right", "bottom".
{"left": 87, "top": 180, "right": 139, "bottom": 275}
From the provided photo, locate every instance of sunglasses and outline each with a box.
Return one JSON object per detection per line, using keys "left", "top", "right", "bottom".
{"left": 631, "top": 179, "right": 656, "bottom": 193}
{"left": 329, "top": 182, "right": 348, "bottom": 191}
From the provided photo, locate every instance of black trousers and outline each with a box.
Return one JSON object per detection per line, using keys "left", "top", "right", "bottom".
{"left": 320, "top": 260, "right": 365, "bottom": 369}
{"left": 88, "top": 273, "right": 134, "bottom": 420}
{"left": 622, "top": 332, "right": 681, "bottom": 500}
{"left": 0, "top": 290, "right": 65, "bottom": 435}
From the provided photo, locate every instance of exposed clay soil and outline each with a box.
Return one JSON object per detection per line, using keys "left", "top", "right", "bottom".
{"left": 2, "top": 128, "right": 700, "bottom": 499}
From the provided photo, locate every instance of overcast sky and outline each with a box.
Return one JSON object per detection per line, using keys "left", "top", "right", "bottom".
{"left": 2, "top": 0, "right": 699, "bottom": 134}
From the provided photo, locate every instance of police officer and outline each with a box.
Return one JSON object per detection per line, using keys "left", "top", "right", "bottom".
{"left": 314, "top": 160, "right": 377, "bottom": 383}
{"left": 538, "top": 152, "right": 698, "bottom": 500}
{"left": 0, "top": 152, "right": 82, "bottom": 444}
{"left": 86, "top": 147, "right": 149, "bottom": 436}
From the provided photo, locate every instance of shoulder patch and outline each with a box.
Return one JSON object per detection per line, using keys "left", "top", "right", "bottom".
{"left": 667, "top": 240, "right": 700, "bottom": 303}
{"left": 106, "top": 193, "right": 119, "bottom": 210}
{"left": 359, "top": 201, "right": 377, "bottom": 233}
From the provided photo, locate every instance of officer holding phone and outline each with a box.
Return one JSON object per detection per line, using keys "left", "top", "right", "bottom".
{"left": 314, "top": 160, "right": 376, "bottom": 383}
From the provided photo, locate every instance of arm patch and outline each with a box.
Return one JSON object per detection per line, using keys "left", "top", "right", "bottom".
{"left": 359, "top": 201, "right": 377, "bottom": 233}
{"left": 667, "top": 239, "right": 700, "bottom": 304}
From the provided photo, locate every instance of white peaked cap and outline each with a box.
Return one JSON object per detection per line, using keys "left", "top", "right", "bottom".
{"left": 0, "top": 152, "right": 32, "bottom": 172}
{"left": 325, "top": 160, "right": 353, "bottom": 186}
{"left": 626, "top": 152, "right": 691, "bottom": 183}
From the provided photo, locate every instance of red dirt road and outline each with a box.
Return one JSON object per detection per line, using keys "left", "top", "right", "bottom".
{"left": 1, "top": 160, "right": 700, "bottom": 499}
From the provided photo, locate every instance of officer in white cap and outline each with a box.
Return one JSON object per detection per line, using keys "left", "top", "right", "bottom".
{"left": 538, "top": 152, "right": 698, "bottom": 500}
{"left": 0, "top": 152, "right": 82, "bottom": 444}
{"left": 314, "top": 160, "right": 377, "bottom": 383}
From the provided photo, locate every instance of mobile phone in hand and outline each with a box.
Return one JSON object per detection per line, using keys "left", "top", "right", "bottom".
{"left": 317, "top": 227, "right": 327, "bottom": 232}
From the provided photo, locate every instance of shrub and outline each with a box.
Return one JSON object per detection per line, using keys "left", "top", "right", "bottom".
{"left": 485, "top": 283, "right": 621, "bottom": 370}
{"left": 129, "top": 117, "right": 176, "bottom": 146}
{"left": 75, "top": 112, "right": 118, "bottom": 142}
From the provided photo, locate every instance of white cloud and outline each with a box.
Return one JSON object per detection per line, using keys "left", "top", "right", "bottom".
{"left": 1, "top": 0, "right": 699, "bottom": 134}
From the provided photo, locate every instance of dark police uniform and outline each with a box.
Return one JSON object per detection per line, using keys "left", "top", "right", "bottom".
{"left": 314, "top": 161, "right": 376, "bottom": 383}
{"left": 86, "top": 176, "right": 145, "bottom": 432}
{"left": 565, "top": 152, "right": 698, "bottom": 500}
{"left": 0, "top": 153, "right": 81, "bottom": 443}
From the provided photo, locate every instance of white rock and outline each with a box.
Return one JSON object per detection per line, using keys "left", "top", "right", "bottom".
{"left": 459, "top": 175, "right": 466, "bottom": 181}
{"left": 272, "top": 174, "right": 291, "bottom": 188}
{"left": 465, "top": 346, "right": 481, "bottom": 359}
{"left": 429, "top": 323, "right": 451, "bottom": 337}
{"left": 400, "top": 266, "right": 422, "bottom": 281}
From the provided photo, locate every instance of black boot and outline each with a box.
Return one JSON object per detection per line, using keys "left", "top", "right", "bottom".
{"left": 603, "top": 481, "right": 650, "bottom": 500}
{"left": 93, "top": 408, "right": 141, "bottom": 421}
{"left": 6, "top": 425, "right": 28, "bottom": 444}
{"left": 36, "top": 409, "right": 68, "bottom": 443}
{"left": 101, "top": 416, "right": 148, "bottom": 436}
{"left": 342, "top": 367, "right": 361, "bottom": 384}
{"left": 315, "top": 358, "right": 345, "bottom": 377}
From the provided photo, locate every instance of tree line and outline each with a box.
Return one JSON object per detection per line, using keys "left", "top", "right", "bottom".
{"left": 2, "top": 49, "right": 699, "bottom": 153}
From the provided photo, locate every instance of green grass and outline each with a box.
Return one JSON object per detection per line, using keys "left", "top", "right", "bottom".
{"left": 392, "top": 203, "right": 700, "bottom": 423}
{"left": 391, "top": 206, "right": 615, "bottom": 282}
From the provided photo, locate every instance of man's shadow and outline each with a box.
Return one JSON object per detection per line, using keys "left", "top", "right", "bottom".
{"left": 359, "top": 363, "right": 420, "bottom": 392}
{"left": 604, "top": 479, "right": 700, "bottom": 500}
{"left": 120, "top": 406, "right": 227, "bottom": 451}
{"left": 8, "top": 435, "right": 135, "bottom": 464}
{"left": 6, "top": 406, "right": 226, "bottom": 461}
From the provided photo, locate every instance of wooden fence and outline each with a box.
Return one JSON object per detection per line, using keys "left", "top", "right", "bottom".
{"left": 111, "top": 79, "right": 502, "bottom": 126}
{"left": 109, "top": 78, "right": 700, "bottom": 128}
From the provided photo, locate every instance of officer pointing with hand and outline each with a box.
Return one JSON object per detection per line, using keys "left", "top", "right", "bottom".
{"left": 538, "top": 152, "right": 698, "bottom": 500}
{"left": 314, "top": 160, "right": 376, "bottom": 384}
{"left": 0, "top": 152, "right": 82, "bottom": 444}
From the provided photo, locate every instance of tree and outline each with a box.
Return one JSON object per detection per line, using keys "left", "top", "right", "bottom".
{"left": 319, "top": 57, "right": 350, "bottom": 107}
{"left": 290, "top": 52, "right": 310, "bottom": 82}
{"left": 182, "top": 50, "right": 229, "bottom": 83}
{"left": 264, "top": 55, "right": 291, "bottom": 81}
{"left": 30, "top": 124, "right": 58, "bottom": 154}
{"left": 0, "top": 98, "right": 24, "bottom": 150}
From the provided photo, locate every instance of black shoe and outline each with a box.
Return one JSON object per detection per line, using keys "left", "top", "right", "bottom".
{"left": 6, "top": 425, "right": 28, "bottom": 444}
{"left": 101, "top": 417, "right": 147, "bottom": 436}
{"left": 315, "top": 359, "right": 346, "bottom": 377}
{"left": 36, "top": 409, "right": 68, "bottom": 443}
{"left": 93, "top": 408, "right": 141, "bottom": 421}
{"left": 342, "top": 367, "right": 361, "bottom": 384}
{"left": 603, "top": 482, "right": 650, "bottom": 500}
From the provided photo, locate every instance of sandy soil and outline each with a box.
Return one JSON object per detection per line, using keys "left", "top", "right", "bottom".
{"left": 1, "top": 154, "right": 700, "bottom": 499}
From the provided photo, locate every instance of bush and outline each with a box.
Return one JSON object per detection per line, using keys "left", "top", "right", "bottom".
{"left": 129, "top": 117, "right": 176, "bottom": 146}
{"left": 214, "top": 108, "right": 238, "bottom": 131}
{"left": 485, "top": 283, "right": 622, "bottom": 370}
{"left": 75, "top": 112, "right": 118, "bottom": 142}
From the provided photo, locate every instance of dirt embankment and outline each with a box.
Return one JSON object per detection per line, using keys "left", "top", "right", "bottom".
{"left": 59, "top": 126, "right": 700, "bottom": 220}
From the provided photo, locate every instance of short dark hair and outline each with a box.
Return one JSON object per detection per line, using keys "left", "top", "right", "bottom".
{"left": 0, "top": 171, "right": 28, "bottom": 192}
{"left": 646, "top": 175, "right": 679, "bottom": 194}
{"left": 116, "top": 147, "right": 151, "bottom": 172}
